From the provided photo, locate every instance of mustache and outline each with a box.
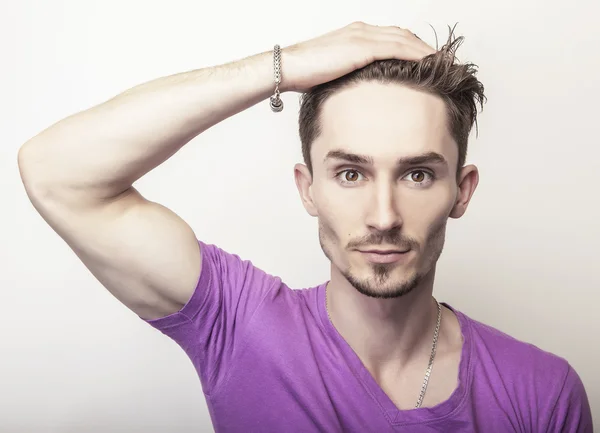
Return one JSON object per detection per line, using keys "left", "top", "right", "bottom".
{"left": 347, "top": 230, "right": 420, "bottom": 251}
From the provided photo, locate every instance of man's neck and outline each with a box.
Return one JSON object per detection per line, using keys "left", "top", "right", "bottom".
{"left": 325, "top": 268, "right": 440, "bottom": 377}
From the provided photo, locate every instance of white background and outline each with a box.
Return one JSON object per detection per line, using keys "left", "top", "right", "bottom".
{"left": 1, "top": 0, "right": 599, "bottom": 431}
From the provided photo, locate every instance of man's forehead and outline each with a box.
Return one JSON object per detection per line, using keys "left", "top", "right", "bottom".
{"left": 312, "top": 82, "right": 457, "bottom": 166}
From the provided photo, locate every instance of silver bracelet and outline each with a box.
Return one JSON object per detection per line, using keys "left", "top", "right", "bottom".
{"left": 269, "top": 44, "right": 283, "bottom": 112}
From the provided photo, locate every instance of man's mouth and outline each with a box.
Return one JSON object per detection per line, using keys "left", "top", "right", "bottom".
{"left": 357, "top": 249, "right": 411, "bottom": 264}
{"left": 359, "top": 249, "right": 409, "bottom": 254}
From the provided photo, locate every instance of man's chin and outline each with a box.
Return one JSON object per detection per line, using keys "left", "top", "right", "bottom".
{"left": 344, "top": 272, "right": 421, "bottom": 300}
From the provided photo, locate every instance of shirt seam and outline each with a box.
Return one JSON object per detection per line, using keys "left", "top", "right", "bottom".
{"left": 544, "top": 362, "right": 572, "bottom": 431}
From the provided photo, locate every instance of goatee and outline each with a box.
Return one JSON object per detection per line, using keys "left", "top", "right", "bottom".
{"left": 318, "top": 215, "right": 447, "bottom": 300}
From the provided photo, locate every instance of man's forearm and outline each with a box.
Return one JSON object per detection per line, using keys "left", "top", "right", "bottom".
{"left": 18, "top": 51, "right": 276, "bottom": 201}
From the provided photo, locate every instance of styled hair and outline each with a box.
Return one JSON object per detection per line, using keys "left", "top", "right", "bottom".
{"left": 298, "top": 27, "right": 486, "bottom": 178}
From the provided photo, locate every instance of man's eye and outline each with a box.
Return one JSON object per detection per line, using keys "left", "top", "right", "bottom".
{"left": 337, "top": 170, "right": 364, "bottom": 184}
{"left": 403, "top": 170, "right": 434, "bottom": 185}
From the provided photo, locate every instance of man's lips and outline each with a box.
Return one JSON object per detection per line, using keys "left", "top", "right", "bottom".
{"left": 357, "top": 249, "right": 411, "bottom": 264}
{"left": 358, "top": 249, "right": 410, "bottom": 254}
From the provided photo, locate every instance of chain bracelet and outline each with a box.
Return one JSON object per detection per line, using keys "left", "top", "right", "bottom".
{"left": 269, "top": 44, "right": 284, "bottom": 112}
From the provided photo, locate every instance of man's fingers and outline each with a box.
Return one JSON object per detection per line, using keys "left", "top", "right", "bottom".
{"left": 366, "top": 25, "right": 436, "bottom": 57}
{"left": 343, "top": 22, "right": 436, "bottom": 61}
{"left": 369, "top": 33, "right": 436, "bottom": 60}
{"left": 369, "top": 39, "right": 431, "bottom": 62}
{"left": 369, "top": 25, "right": 419, "bottom": 40}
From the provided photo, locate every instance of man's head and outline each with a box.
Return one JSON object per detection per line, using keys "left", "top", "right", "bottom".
{"left": 294, "top": 31, "right": 486, "bottom": 299}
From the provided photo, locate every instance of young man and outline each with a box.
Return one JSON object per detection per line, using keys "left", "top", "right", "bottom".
{"left": 18, "top": 22, "right": 592, "bottom": 432}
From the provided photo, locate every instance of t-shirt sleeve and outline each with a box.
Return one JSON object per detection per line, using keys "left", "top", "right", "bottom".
{"left": 142, "top": 240, "right": 283, "bottom": 395}
{"left": 546, "top": 364, "right": 594, "bottom": 433}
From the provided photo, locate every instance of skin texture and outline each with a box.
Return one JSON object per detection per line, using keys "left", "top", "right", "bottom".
{"left": 294, "top": 81, "right": 479, "bottom": 408}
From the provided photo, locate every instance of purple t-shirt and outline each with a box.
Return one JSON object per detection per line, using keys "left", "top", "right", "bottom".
{"left": 144, "top": 241, "right": 593, "bottom": 432}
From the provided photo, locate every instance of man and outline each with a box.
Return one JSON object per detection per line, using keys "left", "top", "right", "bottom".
{"left": 18, "top": 22, "right": 592, "bottom": 432}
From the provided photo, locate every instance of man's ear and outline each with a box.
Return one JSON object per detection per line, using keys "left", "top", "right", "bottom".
{"left": 450, "top": 164, "right": 479, "bottom": 219}
{"left": 294, "top": 163, "right": 318, "bottom": 217}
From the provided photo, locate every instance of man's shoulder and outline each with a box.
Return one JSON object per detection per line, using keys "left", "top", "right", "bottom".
{"left": 455, "top": 306, "right": 571, "bottom": 379}
{"left": 455, "top": 306, "right": 593, "bottom": 431}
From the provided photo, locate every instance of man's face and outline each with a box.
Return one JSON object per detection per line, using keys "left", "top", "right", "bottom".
{"left": 297, "top": 82, "right": 475, "bottom": 299}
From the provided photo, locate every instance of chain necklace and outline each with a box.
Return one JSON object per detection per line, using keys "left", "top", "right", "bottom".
{"left": 325, "top": 291, "right": 442, "bottom": 409}
{"left": 416, "top": 298, "right": 442, "bottom": 408}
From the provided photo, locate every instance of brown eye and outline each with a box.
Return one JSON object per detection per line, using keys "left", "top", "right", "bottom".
{"left": 345, "top": 170, "right": 360, "bottom": 182}
{"left": 411, "top": 171, "right": 425, "bottom": 182}
{"left": 338, "top": 169, "right": 364, "bottom": 184}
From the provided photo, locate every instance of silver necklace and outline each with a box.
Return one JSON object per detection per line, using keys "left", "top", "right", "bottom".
{"left": 325, "top": 292, "right": 442, "bottom": 409}
{"left": 415, "top": 298, "right": 442, "bottom": 408}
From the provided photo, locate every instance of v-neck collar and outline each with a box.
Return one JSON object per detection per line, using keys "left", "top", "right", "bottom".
{"left": 316, "top": 282, "right": 473, "bottom": 426}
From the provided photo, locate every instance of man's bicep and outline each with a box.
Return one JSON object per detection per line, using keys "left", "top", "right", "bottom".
{"left": 38, "top": 187, "right": 203, "bottom": 320}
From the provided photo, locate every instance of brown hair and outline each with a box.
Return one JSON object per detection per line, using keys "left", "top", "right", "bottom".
{"left": 298, "top": 27, "right": 486, "bottom": 178}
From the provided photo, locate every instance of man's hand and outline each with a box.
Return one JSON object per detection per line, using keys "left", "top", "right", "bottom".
{"left": 280, "top": 21, "right": 436, "bottom": 92}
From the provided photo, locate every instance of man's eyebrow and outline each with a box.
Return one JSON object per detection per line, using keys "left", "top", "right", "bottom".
{"left": 323, "top": 150, "right": 448, "bottom": 167}
{"left": 324, "top": 150, "right": 373, "bottom": 165}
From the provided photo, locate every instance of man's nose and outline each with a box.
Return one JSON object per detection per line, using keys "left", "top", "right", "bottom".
{"left": 365, "top": 184, "right": 403, "bottom": 232}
